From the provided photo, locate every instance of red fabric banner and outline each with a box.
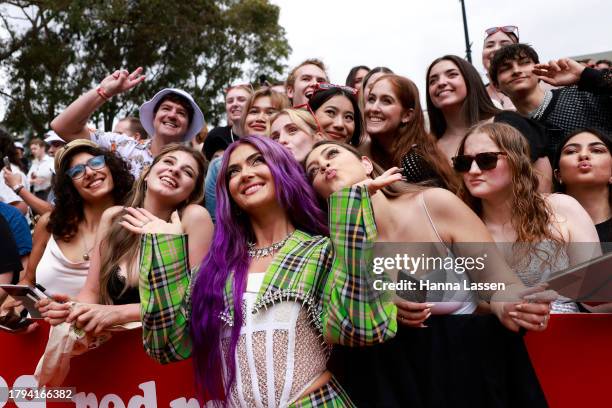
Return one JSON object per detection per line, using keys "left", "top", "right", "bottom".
{"left": 1, "top": 315, "right": 611, "bottom": 407}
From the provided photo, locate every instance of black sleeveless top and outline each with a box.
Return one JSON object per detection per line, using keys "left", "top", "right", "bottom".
{"left": 107, "top": 266, "right": 140, "bottom": 305}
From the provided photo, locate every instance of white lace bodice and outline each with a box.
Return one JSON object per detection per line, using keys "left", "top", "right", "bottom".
{"left": 220, "top": 273, "right": 328, "bottom": 407}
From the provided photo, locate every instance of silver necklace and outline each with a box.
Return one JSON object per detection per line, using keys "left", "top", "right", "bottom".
{"left": 247, "top": 231, "right": 293, "bottom": 259}
{"left": 528, "top": 90, "right": 552, "bottom": 120}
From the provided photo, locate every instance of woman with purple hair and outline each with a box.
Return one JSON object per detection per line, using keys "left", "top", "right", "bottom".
{"left": 132, "top": 135, "right": 398, "bottom": 406}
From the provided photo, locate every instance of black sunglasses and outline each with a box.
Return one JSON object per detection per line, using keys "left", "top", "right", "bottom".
{"left": 452, "top": 152, "right": 507, "bottom": 173}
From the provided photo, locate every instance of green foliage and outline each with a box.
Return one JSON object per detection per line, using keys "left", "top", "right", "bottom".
{"left": 0, "top": 0, "right": 290, "bottom": 137}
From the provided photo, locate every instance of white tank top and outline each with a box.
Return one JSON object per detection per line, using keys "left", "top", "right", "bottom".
{"left": 36, "top": 235, "right": 89, "bottom": 297}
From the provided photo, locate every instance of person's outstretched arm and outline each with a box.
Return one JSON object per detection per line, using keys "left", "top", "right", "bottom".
{"left": 50, "top": 68, "right": 145, "bottom": 142}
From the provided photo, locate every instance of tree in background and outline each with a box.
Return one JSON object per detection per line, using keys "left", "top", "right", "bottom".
{"left": 0, "top": 0, "right": 290, "bottom": 136}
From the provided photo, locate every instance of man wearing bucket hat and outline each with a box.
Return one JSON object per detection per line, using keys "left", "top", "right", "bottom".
{"left": 50, "top": 67, "right": 204, "bottom": 177}
{"left": 44, "top": 131, "right": 66, "bottom": 158}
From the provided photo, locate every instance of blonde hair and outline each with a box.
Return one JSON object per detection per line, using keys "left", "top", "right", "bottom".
{"left": 98, "top": 144, "right": 206, "bottom": 304}
{"left": 239, "top": 88, "right": 290, "bottom": 136}
{"left": 270, "top": 108, "right": 319, "bottom": 138}
{"left": 285, "top": 58, "right": 327, "bottom": 89}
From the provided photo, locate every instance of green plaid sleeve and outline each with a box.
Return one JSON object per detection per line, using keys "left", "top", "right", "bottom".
{"left": 139, "top": 233, "right": 193, "bottom": 363}
{"left": 322, "top": 185, "right": 397, "bottom": 346}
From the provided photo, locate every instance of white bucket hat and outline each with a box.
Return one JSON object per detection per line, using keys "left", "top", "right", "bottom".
{"left": 139, "top": 88, "right": 204, "bottom": 141}
{"left": 44, "top": 131, "right": 66, "bottom": 144}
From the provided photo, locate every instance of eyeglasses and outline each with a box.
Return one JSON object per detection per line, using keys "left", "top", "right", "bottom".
{"left": 311, "top": 83, "right": 358, "bottom": 98}
{"left": 66, "top": 155, "right": 106, "bottom": 179}
{"left": 452, "top": 152, "right": 507, "bottom": 173}
{"left": 484, "top": 26, "right": 519, "bottom": 41}
{"left": 294, "top": 103, "right": 323, "bottom": 133}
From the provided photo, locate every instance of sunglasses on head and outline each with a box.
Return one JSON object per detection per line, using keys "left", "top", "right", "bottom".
{"left": 484, "top": 25, "right": 519, "bottom": 40}
{"left": 66, "top": 155, "right": 106, "bottom": 179}
{"left": 311, "top": 83, "right": 358, "bottom": 98}
{"left": 452, "top": 152, "right": 507, "bottom": 173}
{"left": 294, "top": 103, "right": 323, "bottom": 133}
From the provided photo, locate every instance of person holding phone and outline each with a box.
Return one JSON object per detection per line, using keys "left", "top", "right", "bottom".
{"left": 304, "top": 140, "right": 554, "bottom": 407}
{"left": 129, "top": 136, "right": 396, "bottom": 406}
{"left": 456, "top": 122, "right": 601, "bottom": 312}
{"left": 38, "top": 144, "right": 212, "bottom": 336}
{"left": 2, "top": 139, "right": 134, "bottom": 325}
{"left": 0, "top": 130, "right": 29, "bottom": 215}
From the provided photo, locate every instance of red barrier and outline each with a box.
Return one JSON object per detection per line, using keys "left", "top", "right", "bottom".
{"left": 1, "top": 315, "right": 611, "bottom": 407}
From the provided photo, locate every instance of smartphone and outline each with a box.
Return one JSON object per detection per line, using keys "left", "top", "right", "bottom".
{"left": 0, "top": 314, "right": 35, "bottom": 333}
{"left": 0, "top": 284, "right": 48, "bottom": 319}
{"left": 2, "top": 156, "right": 10, "bottom": 169}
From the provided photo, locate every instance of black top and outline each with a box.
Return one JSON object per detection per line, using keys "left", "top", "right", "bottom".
{"left": 539, "top": 68, "right": 612, "bottom": 161}
{"left": 203, "top": 125, "right": 237, "bottom": 161}
{"left": 494, "top": 111, "right": 547, "bottom": 162}
{"left": 108, "top": 267, "right": 140, "bottom": 305}
{"left": 596, "top": 217, "right": 612, "bottom": 253}
{"left": 0, "top": 214, "right": 22, "bottom": 283}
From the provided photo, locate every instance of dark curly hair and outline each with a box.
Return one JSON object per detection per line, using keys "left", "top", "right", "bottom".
{"left": 47, "top": 145, "right": 134, "bottom": 241}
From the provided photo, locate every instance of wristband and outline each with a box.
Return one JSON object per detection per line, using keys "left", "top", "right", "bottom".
{"left": 12, "top": 183, "right": 24, "bottom": 194}
{"left": 96, "top": 86, "right": 111, "bottom": 100}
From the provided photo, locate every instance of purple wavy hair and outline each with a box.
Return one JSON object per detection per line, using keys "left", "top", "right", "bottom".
{"left": 190, "top": 135, "right": 328, "bottom": 402}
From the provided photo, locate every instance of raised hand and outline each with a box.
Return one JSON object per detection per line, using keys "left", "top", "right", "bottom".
{"left": 98, "top": 67, "right": 146, "bottom": 98}
{"left": 533, "top": 58, "right": 585, "bottom": 87}
{"left": 2, "top": 166, "right": 21, "bottom": 188}
{"left": 358, "top": 167, "right": 404, "bottom": 196}
{"left": 120, "top": 207, "right": 183, "bottom": 235}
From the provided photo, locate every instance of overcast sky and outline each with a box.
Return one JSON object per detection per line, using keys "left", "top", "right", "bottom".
{"left": 271, "top": 0, "right": 612, "bottom": 98}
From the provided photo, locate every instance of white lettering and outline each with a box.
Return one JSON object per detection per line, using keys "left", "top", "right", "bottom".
{"left": 99, "top": 394, "right": 125, "bottom": 408}
{"left": 127, "top": 381, "right": 157, "bottom": 408}
{"left": 72, "top": 392, "right": 98, "bottom": 408}
{"left": 169, "top": 397, "right": 200, "bottom": 408}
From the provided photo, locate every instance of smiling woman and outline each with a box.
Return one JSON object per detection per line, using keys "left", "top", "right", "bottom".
{"left": 37, "top": 144, "right": 213, "bottom": 337}
{"left": 9, "top": 140, "right": 133, "bottom": 302}
{"left": 136, "top": 135, "right": 397, "bottom": 406}
{"left": 240, "top": 88, "right": 290, "bottom": 137}
{"left": 308, "top": 84, "right": 363, "bottom": 146}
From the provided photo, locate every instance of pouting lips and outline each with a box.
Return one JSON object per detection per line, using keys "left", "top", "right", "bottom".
{"left": 249, "top": 124, "right": 267, "bottom": 131}
{"left": 325, "top": 169, "right": 337, "bottom": 180}
{"left": 160, "top": 176, "right": 178, "bottom": 188}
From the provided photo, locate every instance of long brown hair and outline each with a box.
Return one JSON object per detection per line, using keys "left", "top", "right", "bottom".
{"left": 305, "top": 140, "right": 421, "bottom": 198}
{"left": 367, "top": 74, "right": 461, "bottom": 192}
{"left": 98, "top": 144, "right": 206, "bottom": 304}
{"left": 426, "top": 55, "right": 500, "bottom": 139}
{"left": 457, "top": 123, "right": 563, "bottom": 253}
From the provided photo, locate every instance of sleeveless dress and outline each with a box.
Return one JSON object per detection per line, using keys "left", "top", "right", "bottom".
{"left": 36, "top": 235, "right": 89, "bottom": 297}
{"left": 330, "top": 192, "right": 547, "bottom": 408}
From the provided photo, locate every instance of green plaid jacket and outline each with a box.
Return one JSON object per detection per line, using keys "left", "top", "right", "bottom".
{"left": 139, "top": 185, "right": 397, "bottom": 364}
